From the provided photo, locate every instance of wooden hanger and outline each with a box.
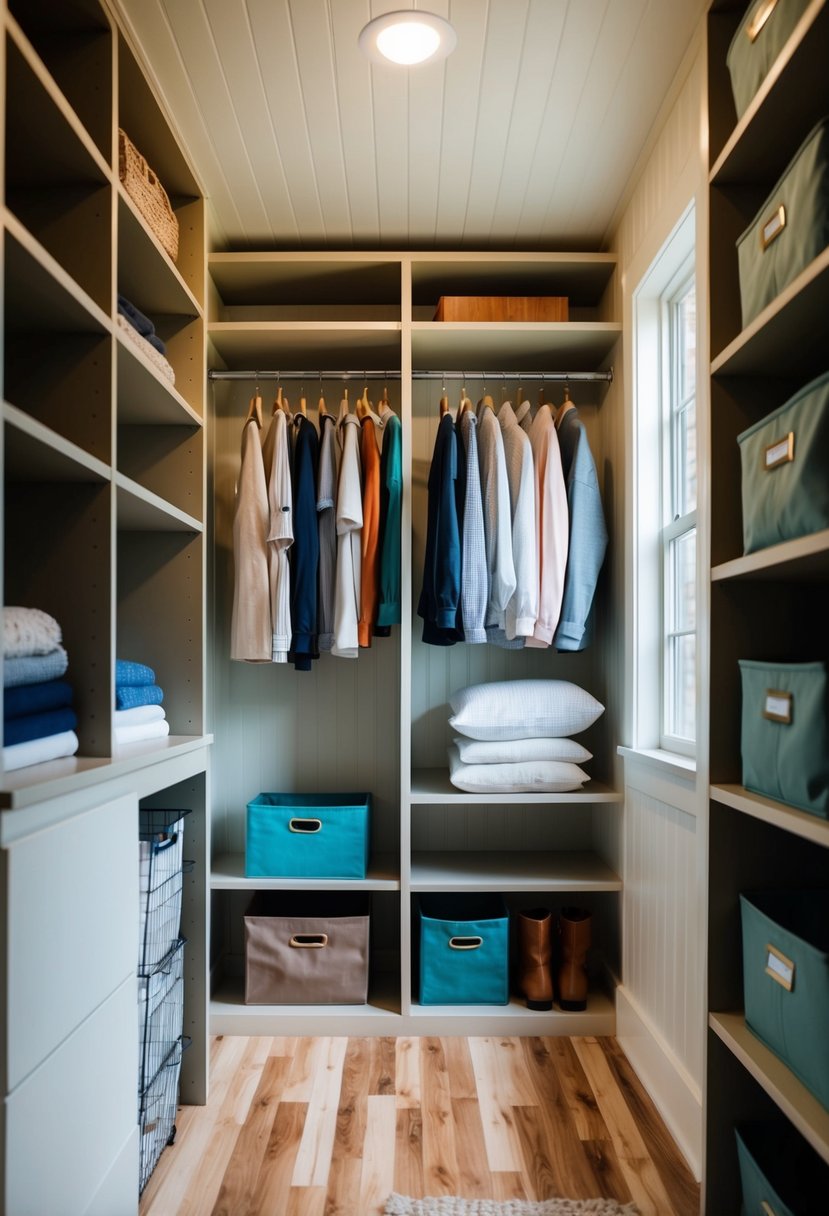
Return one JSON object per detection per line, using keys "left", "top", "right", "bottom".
{"left": 439, "top": 393, "right": 450, "bottom": 416}
{"left": 459, "top": 383, "right": 473, "bottom": 415}
{"left": 246, "top": 391, "right": 263, "bottom": 429}
{"left": 298, "top": 390, "right": 307, "bottom": 417}
{"left": 318, "top": 392, "right": 327, "bottom": 417}
{"left": 557, "top": 383, "right": 575, "bottom": 425}
{"left": 272, "top": 385, "right": 283, "bottom": 416}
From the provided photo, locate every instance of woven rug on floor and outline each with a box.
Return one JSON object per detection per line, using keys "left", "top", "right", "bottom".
{"left": 384, "top": 1196, "right": 639, "bottom": 1216}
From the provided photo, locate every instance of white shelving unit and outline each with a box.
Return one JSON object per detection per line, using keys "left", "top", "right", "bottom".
{"left": 704, "top": 1, "right": 829, "bottom": 1208}
{"left": 1, "top": 1, "right": 210, "bottom": 1209}
{"left": 207, "top": 249, "right": 621, "bottom": 1037}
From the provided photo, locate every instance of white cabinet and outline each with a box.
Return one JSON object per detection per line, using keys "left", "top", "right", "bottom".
{"left": 5, "top": 978, "right": 138, "bottom": 1216}
{"left": 5, "top": 792, "right": 137, "bottom": 1092}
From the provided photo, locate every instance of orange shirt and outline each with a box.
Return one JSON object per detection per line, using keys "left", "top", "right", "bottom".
{"left": 358, "top": 417, "right": 381, "bottom": 647}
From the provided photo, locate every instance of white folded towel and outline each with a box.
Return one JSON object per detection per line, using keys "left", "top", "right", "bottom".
{"left": 114, "top": 719, "right": 170, "bottom": 745}
{"left": 113, "top": 705, "right": 166, "bottom": 727}
{"left": 3, "top": 606, "right": 62, "bottom": 658}
{"left": 2, "top": 729, "right": 79, "bottom": 772}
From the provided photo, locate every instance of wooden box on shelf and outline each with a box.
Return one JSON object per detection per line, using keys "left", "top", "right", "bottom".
{"left": 433, "top": 295, "right": 569, "bottom": 322}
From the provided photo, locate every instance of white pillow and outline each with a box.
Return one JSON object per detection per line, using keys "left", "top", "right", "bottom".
{"left": 453, "top": 736, "right": 592, "bottom": 765}
{"left": 448, "top": 745, "right": 589, "bottom": 793}
{"left": 449, "top": 679, "right": 604, "bottom": 740}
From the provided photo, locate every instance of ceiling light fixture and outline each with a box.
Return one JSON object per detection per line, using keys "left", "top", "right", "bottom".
{"left": 358, "top": 10, "right": 457, "bottom": 67}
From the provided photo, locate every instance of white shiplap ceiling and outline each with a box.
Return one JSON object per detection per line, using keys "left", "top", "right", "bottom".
{"left": 115, "top": 0, "right": 705, "bottom": 251}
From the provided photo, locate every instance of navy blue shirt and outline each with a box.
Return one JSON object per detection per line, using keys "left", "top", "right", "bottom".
{"left": 418, "top": 413, "right": 461, "bottom": 646}
{"left": 288, "top": 415, "right": 320, "bottom": 671}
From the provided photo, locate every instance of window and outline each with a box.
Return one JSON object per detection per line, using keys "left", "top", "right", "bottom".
{"left": 631, "top": 205, "right": 698, "bottom": 759}
{"left": 661, "top": 271, "right": 697, "bottom": 752}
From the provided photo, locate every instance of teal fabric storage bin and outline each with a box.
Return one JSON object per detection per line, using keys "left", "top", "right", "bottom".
{"left": 740, "top": 889, "right": 829, "bottom": 1111}
{"left": 738, "top": 370, "right": 829, "bottom": 554}
{"left": 727, "top": 0, "right": 810, "bottom": 120}
{"left": 739, "top": 660, "right": 829, "bottom": 817}
{"left": 417, "top": 894, "right": 509, "bottom": 1005}
{"left": 245, "top": 792, "right": 371, "bottom": 878}
{"left": 736, "top": 1120, "right": 829, "bottom": 1216}
{"left": 736, "top": 116, "right": 829, "bottom": 328}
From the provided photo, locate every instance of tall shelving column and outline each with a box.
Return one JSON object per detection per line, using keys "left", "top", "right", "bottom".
{"left": 404, "top": 252, "right": 622, "bottom": 1034}
{"left": 0, "top": 1, "right": 210, "bottom": 1208}
{"left": 704, "top": 2, "right": 829, "bottom": 1209}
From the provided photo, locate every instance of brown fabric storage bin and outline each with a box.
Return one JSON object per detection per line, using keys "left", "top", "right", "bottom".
{"left": 244, "top": 891, "right": 370, "bottom": 1005}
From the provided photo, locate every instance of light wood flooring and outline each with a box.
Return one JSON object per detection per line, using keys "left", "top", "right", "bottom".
{"left": 140, "top": 1035, "right": 699, "bottom": 1216}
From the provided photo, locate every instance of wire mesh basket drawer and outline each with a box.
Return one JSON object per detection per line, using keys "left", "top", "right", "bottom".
{"left": 740, "top": 888, "right": 829, "bottom": 1111}
{"left": 139, "top": 1039, "right": 185, "bottom": 1194}
{"left": 245, "top": 792, "right": 371, "bottom": 879}
{"left": 139, "top": 810, "right": 190, "bottom": 972}
{"left": 138, "top": 937, "right": 186, "bottom": 1093}
{"left": 736, "top": 1120, "right": 829, "bottom": 1216}
{"left": 416, "top": 893, "right": 510, "bottom": 1005}
{"left": 244, "top": 891, "right": 370, "bottom": 1004}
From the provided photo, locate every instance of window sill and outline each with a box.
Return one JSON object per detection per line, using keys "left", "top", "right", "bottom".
{"left": 617, "top": 745, "right": 696, "bottom": 784}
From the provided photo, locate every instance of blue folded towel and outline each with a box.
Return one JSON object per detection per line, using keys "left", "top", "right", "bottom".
{"left": 4, "top": 707, "right": 78, "bottom": 747}
{"left": 116, "top": 659, "right": 156, "bottom": 687}
{"left": 117, "top": 296, "right": 166, "bottom": 355}
{"left": 115, "top": 684, "right": 164, "bottom": 710}
{"left": 4, "top": 647, "right": 69, "bottom": 688}
{"left": 4, "top": 679, "right": 74, "bottom": 719}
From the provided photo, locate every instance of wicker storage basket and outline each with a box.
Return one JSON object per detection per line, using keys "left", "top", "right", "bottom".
{"left": 118, "top": 128, "right": 179, "bottom": 263}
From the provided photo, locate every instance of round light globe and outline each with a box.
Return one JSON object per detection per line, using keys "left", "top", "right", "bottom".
{"left": 359, "top": 11, "right": 457, "bottom": 66}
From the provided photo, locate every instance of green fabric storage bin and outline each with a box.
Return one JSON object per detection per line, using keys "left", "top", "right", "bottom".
{"left": 417, "top": 893, "right": 509, "bottom": 1005}
{"left": 738, "top": 369, "right": 829, "bottom": 554}
{"left": 739, "top": 660, "right": 829, "bottom": 817}
{"left": 244, "top": 891, "right": 370, "bottom": 1005}
{"left": 740, "top": 889, "right": 829, "bottom": 1111}
{"left": 736, "top": 116, "right": 829, "bottom": 328}
{"left": 245, "top": 792, "right": 371, "bottom": 878}
{"left": 736, "top": 1120, "right": 829, "bottom": 1216}
{"left": 727, "top": 0, "right": 810, "bottom": 120}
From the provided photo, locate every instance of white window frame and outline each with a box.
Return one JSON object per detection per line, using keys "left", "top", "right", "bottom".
{"left": 630, "top": 204, "right": 699, "bottom": 762}
{"left": 660, "top": 264, "right": 696, "bottom": 755}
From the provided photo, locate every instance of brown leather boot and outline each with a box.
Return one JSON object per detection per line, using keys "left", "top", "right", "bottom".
{"left": 557, "top": 907, "right": 591, "bottom": 1011}
{"left": 517, "top": 907, "right": 553, "bottom": 1010}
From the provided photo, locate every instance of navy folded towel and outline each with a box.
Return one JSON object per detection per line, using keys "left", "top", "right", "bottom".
{"left": 4, "top": 679, "right": 74, "bottom": 719}
{"left": 116, "top": 659, "right": 156, "bottom": 687}
{"left": 116, "top": 684, "right": 164, "bottom": 710}
{"left": 4, "top": 706, "right": 78, "bottom": 747}
{"left": 116, "top": 296, "right": 166, "bottom": 356}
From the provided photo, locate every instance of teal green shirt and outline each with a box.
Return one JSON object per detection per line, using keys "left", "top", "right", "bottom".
{"left": 376, "top": 411, "right": 402, "bottom": 628}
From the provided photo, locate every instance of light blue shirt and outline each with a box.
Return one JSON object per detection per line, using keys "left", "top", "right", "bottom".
{"left": 554, "top": 407, "right": 607, "bottom": 651}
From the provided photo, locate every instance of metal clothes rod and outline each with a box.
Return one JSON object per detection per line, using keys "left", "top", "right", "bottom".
{"left": 208, "top": 368, "right": 613, "bottom": 383}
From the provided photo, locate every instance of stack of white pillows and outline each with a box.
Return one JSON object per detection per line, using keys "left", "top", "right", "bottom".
{"left": 447, "top": 679, "right": 605, "bottom": 793}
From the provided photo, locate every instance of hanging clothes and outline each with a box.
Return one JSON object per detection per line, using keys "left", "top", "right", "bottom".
{"left": 331, "top": 410, "right": 363, "bottom": 658}
{"left": 376, "top": 402, "right": 402, "bottom": 634}
{"left": 418, "top": 411, "right": 461, "bottom": 645}
{"left": 517, "top": 400, "right": 569, "bottom": 648}
{"left": 456, "top": 409, "right": 487, "bottom": 644}
{"left": 554, "top": 403, "right": 608, "bottom": 651}
{"left": 262, "top": 409, "right": 293, "bottom": 663}
{"left": 316, "top": 412, "right": 338, "bottom": 652}
{"left": 476, "top": 404, "right": 516, "bottom": 638}
{"left": 358, "top": 414, "right": 381, "bottom": 647}
{"left": 287, "top": 414, "right": 320, "bottom": 671}
{"left": 498, "top": 401, "right": 537, "bottom": 642}
{"left": 230, "top": 415, "right": 271, "bottom": 662}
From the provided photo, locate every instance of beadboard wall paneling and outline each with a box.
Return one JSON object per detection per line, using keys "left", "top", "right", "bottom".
{"left": 114, "top": 0, "right": 707, "bottom": 250}
{"left": 623, "top": 784, "right": 701, "bottom": 1083}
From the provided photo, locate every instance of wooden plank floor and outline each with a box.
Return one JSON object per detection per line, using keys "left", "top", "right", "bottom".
{"left": 140, "top": 1036, "right": 699, "bottom": 1216}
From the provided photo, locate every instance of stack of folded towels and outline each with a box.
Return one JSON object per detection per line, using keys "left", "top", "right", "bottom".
{"left": 117, "top": 294, "right": 175, "bottom": 384}
{"left": 3, "top": 607, "right": 79, "bottom": 771}
{"left": 447, "top": 679, "right": 604, "bottom": 793}
{"left": 115, "top": 659, "right": 170, "bottom": 746}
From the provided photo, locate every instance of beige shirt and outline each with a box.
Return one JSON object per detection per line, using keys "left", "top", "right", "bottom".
{"left": 517, "top": 402, "right": 569, "bottom": 647}
{"left": 231, "top": 418, "right": 272, "bottom": 661}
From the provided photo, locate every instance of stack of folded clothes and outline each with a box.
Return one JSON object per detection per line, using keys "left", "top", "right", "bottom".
{"left": 3, "top": 607, "right": 79, "bottom": 771}
{"left": 446, "top": 679, "right": 605, "bottom": 793}
{"left": 117, "top": 294, "right": 175, "bottom": 384}
{"left": 114, "top": 659, "right": 169, "bottom": 745}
